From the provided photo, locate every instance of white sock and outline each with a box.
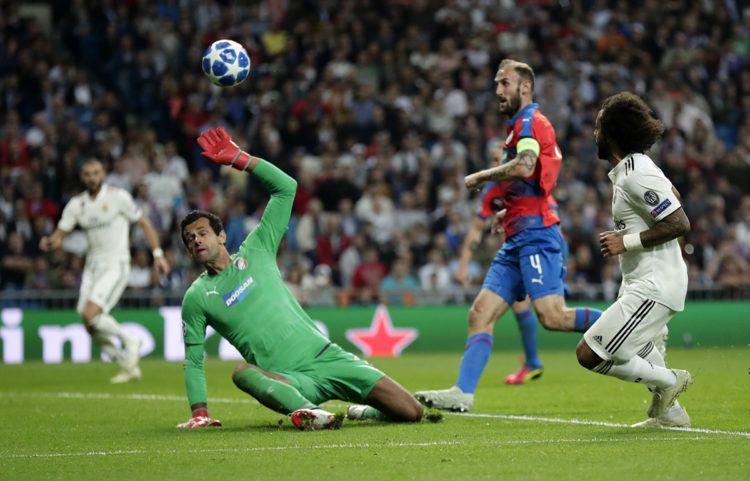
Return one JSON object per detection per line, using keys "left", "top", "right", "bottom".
{"left": 91, "top": 330, "right": 122, "bottom": 362}
{"left": 637, "top": 341, "right": 665, "bottom": 367}
{"left": 636, "top": 341, "right": 683, "bottom": 411}
{"left": 637, "top": 341, "right": 666, "bottom": 391}
{"left": 94, "top": 314, "right": 134, "bottom": 342}
{"left": 593, "top": 355, "right": 677, "bottom": 388}
{"left": 91, "top": 313, "right": 136, "bottom": 358}
{"left": 90, "top": 314, "right": 123, "bottom": 362}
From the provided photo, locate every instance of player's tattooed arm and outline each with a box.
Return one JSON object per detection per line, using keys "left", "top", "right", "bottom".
{"left": 514, "top": 150, "right": 539, "bottom": 176}
{"left": 464, "top": 150, "right": 538, "bottom": 190}
{"left": 640, "top": 207, "right": 691, "bottom": 248}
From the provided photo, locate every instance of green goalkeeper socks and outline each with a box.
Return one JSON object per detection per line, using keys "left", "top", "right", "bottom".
{"left": 232, "top": 368, "right": 316, "bottom": 415}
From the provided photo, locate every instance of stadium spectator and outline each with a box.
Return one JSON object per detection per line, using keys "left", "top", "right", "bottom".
{"left": 380, "top": 256, "right": 419, "bottom": 305}
{"left": 418, "top": 247, "right": 452, "bottom": 292}
{"left": 0, "top": 231, "right": 32, "bottom": 290}
{"left": 350, "top": 244, "right": 388, "bottom": 304}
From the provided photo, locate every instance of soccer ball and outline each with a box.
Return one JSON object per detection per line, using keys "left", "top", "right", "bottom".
{"left": 201, "top": 40, "right": 251, "bottom": 87}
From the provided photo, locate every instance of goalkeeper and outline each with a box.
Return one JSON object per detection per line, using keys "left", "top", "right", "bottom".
{"left": 177, "top": 128, "right": 423, "bottom": 431}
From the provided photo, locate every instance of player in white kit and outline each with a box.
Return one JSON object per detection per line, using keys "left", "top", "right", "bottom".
{"left": 576, "top": 92, "right": 693, "bottom": 427}
{"left": 40, "top": 158, "right": 170, "bottom": 383}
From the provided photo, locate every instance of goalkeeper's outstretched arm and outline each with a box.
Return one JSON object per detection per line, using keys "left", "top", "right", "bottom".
{"left": 197, "top": 127, "right": 297, "bottom": 253}
{"left": 178, "top": 290, "right": 221, "bottom": 429}
{"left": 177, "top": 343, "right": 221, "bottom": 429}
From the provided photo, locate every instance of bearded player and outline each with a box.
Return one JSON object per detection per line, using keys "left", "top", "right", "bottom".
{"left": 457, "top": 172, "right": 571, "bottom": 385}
{"left": 177, "top": 127, "right": 422, "bottom": 431}
{"left": 39, "top": 158, "right": 170, "bottom": 383}
{"left": 416, "top": 59, "right": 603, "bottom": 411}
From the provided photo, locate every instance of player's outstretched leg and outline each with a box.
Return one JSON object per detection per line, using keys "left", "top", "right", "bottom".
{"left": 630, "top": 337, "right": 690, "bottom": 427}
{"left": 532, "top": 295, "right": 602, "bottom": 332}
{"left": 232, "top": 364, "right": 341, "bottom": 430}
{"left": 415, "top": 289, "right": 507, "bottom": 412}
{"left": 577, "top": 296, "right": 692, "bottom": 423}
{"left": 348, "top": 376, "right": 422, "bottom": 422}
{"left": 82, "top": 302, "right": 141, "bottom": 383}
{"left": 578, "top": 339, "right": 691, "bottom": 418}
{"left": 232, "top": 364, "right": 316, "bottom": 414}
{"left": 107, "top": 314, "right": 142, "bottom": 384}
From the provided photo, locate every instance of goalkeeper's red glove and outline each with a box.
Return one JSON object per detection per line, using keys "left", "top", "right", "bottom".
{"left": 197, "top": 127, "right": 253, "bottom": 171}
{"left": 176, "top": 409, "right": 222, "bottom": 429}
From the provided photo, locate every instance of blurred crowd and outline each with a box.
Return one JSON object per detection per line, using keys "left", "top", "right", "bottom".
{"left": 1, "top": 0, "right": 749, "bottom": 306}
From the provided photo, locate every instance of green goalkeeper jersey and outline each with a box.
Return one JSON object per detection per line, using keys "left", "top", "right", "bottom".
{"left": 180, "top": 160, "right": 329, "bottom": 407}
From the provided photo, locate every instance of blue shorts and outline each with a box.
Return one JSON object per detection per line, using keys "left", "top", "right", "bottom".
{"left": 482, "top": 225, "right": 566, "bottom": 305}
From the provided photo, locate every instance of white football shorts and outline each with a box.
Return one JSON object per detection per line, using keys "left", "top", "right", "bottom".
{"left": 583, "top": 291, "right": 675, "bottom": 363}
{"left": 76, "top": 259, "right": 131, "bottom": 314}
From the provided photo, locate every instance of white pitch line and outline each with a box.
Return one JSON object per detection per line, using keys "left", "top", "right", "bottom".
{"left": 4, "top": 436, "right": 734, "bottom": 460}
{"left": 455, "top": 412, "right": 750, "bottom": 438}
{"left": 3, "top": 391, "right": 749, "bottom": 439}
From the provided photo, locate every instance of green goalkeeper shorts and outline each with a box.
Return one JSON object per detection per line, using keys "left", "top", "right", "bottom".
{"left": 278, "top": 342, "right": 385, "bottom": 405}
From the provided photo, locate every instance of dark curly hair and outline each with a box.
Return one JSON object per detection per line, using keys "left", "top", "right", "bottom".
{"left": 180, "top": 210, "right": 224, "bottom": 246}
{"left": 600, "top": 92, "right": 665, "bottom": 155}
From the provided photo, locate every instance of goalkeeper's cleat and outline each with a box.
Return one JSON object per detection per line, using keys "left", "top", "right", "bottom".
{"left": 414, "top": 386, "right": 473, "bottom": 412}
{"left": 503, "top": 363, "right": 544, "bottom": 385}
{"left": 647, "top": 369, "right": 692, "bottom": 418}
{"left": 632, "top": 404, "right": 691, "bottom": 428}
{"left": 110, "top": 366, "right": 142, "bottom": 384}
{"left": 122, "top": 336, "right": 142, "bottom": 371}
{"left": 346, "top": 405, "right": 369, "bottom": 421}
{"left": 290, "top": 408, "right": 343, "bottom": 431}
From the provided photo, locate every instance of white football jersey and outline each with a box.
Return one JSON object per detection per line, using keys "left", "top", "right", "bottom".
{"left": 608, "top": 153, "right": 687, "bottom": 311}
{"left": 57, "top": 184, "right": 142, "bottom": 262}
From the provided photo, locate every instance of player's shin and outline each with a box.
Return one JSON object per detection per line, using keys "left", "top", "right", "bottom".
{"left": 90, "top": 329, "right": 122, "bottom": 363}
{"left": 515, "top": 309, "right": 542, "bottom": 369}
{"left": 90, "top": 314, "right": 127, "bottom": 362}
{"left": 456, "top": 333, "right": 493, "bottom": 394}
{"left": 91, "top": 314, "right": 133, "bottom": 343}
{"left": 92, "top": 314, "right": 140, "bottom": 367}
{"left": 233, "top": 368, "right": 316, "bottom": 414}
{"left": 592, "top": 355, "right": 677, "bottom": 388}
{"left": 636, "top": 341, "right": 683, "bottom": 416}
{"left": 574, "top": 307, "right": 603, "bottom": 332}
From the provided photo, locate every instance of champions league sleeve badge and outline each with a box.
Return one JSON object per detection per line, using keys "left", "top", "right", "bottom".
{"left": 643, "top": 190, "right": 659, "bottom": 206}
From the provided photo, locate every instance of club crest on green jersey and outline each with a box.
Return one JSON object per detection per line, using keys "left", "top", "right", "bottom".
{"left": 233, "top": 257, "right": 248, "bottom": 270}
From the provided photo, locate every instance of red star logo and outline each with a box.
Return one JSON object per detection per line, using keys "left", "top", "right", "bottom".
{"left": 345, "top": 304, "right": 418, "bottom": 357}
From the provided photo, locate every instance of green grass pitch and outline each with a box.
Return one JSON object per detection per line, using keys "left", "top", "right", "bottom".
{"left": 2, "top": 348, "right": 748, "bottom": 481}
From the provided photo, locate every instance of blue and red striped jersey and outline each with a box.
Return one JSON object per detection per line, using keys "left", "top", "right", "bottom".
{"left": 478, "top": 183, "right": 559, "bottom": 224}
{"left": 486, "top": 102, "right": 561, "bottom": 237}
